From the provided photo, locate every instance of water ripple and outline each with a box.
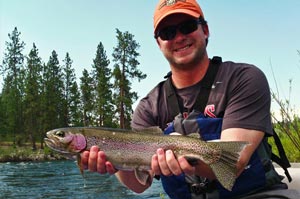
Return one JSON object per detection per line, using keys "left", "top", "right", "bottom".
{"left": 0, "top": 160, "right": 165, "bottom": 199}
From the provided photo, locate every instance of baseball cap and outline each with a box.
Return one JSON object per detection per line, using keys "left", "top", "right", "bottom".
{"left": 153, "top": 0, "right": 205, "bottom": 33}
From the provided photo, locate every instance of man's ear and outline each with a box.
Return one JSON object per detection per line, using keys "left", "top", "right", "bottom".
{"left": 202, "top": 24, "right": 210, "bottom": 39}
{"left": 156, "top": 38, "right": 162, "bottom": 49}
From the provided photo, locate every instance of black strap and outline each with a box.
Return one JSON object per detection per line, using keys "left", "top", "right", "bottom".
{"left": 193, "top": 56, "right": 221, "bottom": 112}
{"left": 165, "top": 56, "right": 222, "bottom": 118}
{"left": 165, "top": 78, "right": 181, "bottom": 119}
{"left": 271, "top": 129, "right": 292, "bottom": 182}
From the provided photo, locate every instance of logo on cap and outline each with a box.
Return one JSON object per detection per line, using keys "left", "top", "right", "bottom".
{"left": 159, "top": 0, "right": 186, "bottom": 9}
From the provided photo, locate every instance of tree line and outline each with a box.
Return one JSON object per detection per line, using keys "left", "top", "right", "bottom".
{"left": 0, "top": 27, "right": 146, "bottom": 149}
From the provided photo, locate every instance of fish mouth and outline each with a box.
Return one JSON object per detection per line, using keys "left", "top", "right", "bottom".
{"left": 44, "top": 138, "right": 58, "bottom": 150}
{"left": 44, "top": 138, "right": 56, "bottom": 149}
{"left": 44, "top": 137, "right": 71, "bottom": 155}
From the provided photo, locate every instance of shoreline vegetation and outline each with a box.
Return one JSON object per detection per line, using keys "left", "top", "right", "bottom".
{"left": 0, "top": 140, "right": 299, "bottom": 163}
{"left": 0, "top": 142, "right": 66, "bottom": 163}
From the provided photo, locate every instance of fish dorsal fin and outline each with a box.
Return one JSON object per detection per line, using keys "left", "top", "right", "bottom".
{"left": 187, "top": 132, "right": 201, "bottom": 139}
{"left": 170, "top": 132, "right": 201, "bottom": 139}
{"left": 132, "top": 126, "right": 163, "bottom": 135}
{"left": 134, "top": 169, "right": 152, "bottom": 186}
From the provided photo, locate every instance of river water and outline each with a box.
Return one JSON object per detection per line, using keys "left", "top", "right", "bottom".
{"left": 0, "top": 160, "right": 166, "bottom": 199}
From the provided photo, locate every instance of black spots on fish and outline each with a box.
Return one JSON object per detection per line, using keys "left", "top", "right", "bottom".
{"left": 55, "top": 130, "right": 65, "bottom": 137}
{"left": 91, "top": 136, "right": 98, "bottom": 146}
{"left": 86, "top": 136, "right": 104, "bottom": 147}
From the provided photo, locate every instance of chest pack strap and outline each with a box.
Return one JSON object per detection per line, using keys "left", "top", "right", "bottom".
{"left": 165, "top": 56, "right": 222, "bottom": 118}
{"left": 271, "top": 129, "right": 292, "bottom": 182}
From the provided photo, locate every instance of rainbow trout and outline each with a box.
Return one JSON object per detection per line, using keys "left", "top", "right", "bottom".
{"left": 44, "top": 127, "right": 247, "bottom": 191}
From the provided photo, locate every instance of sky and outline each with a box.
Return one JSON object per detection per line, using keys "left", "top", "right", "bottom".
{"left": 1, "top": 0, "right": 300, "bottom": 114}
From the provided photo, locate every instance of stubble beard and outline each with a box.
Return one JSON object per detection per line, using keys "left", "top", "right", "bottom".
{"left": 168, "top": 44, "right": 207, "bottom": 71}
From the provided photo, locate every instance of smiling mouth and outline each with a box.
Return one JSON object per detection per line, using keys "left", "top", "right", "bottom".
{"left": 174, "top": 44, "right": 192, "bottom": 52}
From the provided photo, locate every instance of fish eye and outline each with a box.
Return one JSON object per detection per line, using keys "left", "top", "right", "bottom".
{"left": 55, "top": 131, "right": 65, "bottom": 137}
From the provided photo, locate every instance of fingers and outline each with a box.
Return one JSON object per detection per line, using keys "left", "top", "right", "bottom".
{"left": 97, "top": 151, "right": 117, "bottom": 174}
{"left": 151, "top": 153, "right": 161, "bottom": 175}
{"left": 157, "top": 149, "right": 172, "bottom": 176}
{"left": 151, "top": 148, "right": 184, "bottom": 176}
{"left": 106, "top": 161, "right": 117, "bottom": 175}
{"left": 166, "top": 150, "right": 182, "bottom": 175}
{"left": 178, "top": 156, "right": 195, "bottom": 176}
{"left": 88, "top": 146, "right": 99, "bottom": 172}
{"left": 81, "top": 146, "right": 117, "bottom": 175}
{"left": 97, "top": 151, "right": 107, "bottom": 174}
{"left": 81, "top": 151, "right": 90, "bottom": 170}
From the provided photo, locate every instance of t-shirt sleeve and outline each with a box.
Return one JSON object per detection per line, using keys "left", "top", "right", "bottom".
{"left": 222, "top": 65, "right": 273, "bottom": 135}
{"left": 131, "top": 96, "right": 157, "bottom": 130}
{"left": 131, "top": 83, "right": 164, "bottom": 130}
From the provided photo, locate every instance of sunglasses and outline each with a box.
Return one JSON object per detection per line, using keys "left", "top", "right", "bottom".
{"left": 155, "top": 19, "right": 202, "bottom": 41}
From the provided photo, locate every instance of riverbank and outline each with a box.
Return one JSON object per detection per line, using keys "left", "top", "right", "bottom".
{"left": 0, "top": 142, "right": 65, "bottom": 162}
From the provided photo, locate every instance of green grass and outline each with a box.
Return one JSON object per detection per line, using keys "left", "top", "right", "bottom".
{"left": 268, "top": 136, "right": 300, "bottom": 162}
{"left": 0, "top": 142, "right": 65, "bottom": 162}
{"left": 160, "top": 193, "right": 165, "bottom": 199}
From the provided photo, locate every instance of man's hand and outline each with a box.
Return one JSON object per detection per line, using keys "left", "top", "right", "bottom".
{"left": 81, "top": 146, "right": 117, "bottom": 175}
{"left": 151, "top": 132, "right": 196, "bottom": 177}
{"left": 151, "top": 148, "right": 196, "bottom": 176}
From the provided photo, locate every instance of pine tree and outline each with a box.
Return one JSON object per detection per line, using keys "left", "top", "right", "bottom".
{"left": 23, "top": 43, "right": 43, "bottom": 149}
{"left": 112, "top": 29, "right": 146, "bottom": 129}
{"left": 0, "top": 93, "right": 7, "bottom": 139}
{"left": 80, "top": 69, "right": 94, "bottom": 126}
{"left": 69, "top": 80, "right": 82, "bottom": 126}
{"left": 41, "top": 50, "right": 65, "bottom": 131}
{"left": 62, "top": 52, "right": 81, "bottom": 126}
{"left": 0, "top": 27, "right": 25, "bottom": 144}
{"left": 92, "top": 42, "right": 115, "bottom": 127}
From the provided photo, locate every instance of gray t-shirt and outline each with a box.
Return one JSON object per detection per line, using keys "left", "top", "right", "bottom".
{"left": 132, "top": 60, "right": 273, "bottom": 136}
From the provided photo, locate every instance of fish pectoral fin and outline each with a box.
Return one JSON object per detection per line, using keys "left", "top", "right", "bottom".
{"left": 76, "top": 154, "right": 84, "bottom": 177}
{"left": 134, "top": 169, "right": 152, "bottom": 186}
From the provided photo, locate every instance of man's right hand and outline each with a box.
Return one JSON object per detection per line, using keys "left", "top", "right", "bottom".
{"left": 81, "top": 146, "right": 118, "bottom": 175}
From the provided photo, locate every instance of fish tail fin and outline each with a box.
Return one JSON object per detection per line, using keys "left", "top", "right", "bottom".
{"left": 210, "top": 141, "right": 248, "bottom": 191}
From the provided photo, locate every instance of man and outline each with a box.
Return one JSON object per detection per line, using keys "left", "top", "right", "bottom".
{"left": 81, "top": 0, "right": 300, "bottom": 198}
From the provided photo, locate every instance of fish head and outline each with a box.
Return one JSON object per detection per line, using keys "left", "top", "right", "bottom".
{"left": 44, "top": 128, "right": 86, "bottom": 155}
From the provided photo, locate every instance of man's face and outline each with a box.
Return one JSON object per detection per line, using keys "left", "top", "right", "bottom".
{"left": 156, "top": 13, "right": 209, "bottom": 70}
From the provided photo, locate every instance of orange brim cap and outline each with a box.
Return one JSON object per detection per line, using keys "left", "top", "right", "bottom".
{"left": 153, "top": 0, "right": 204, "bottom": 33}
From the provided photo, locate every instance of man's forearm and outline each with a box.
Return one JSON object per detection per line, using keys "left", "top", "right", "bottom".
{"left": 115, "top": 170, "right": 152, "bottom": 193}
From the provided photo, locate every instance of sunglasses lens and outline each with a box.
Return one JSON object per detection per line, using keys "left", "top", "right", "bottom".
{"left": 157, "top": 20, "right": 199, "bottom": 41}
{"left": 179, "top": 20, "right": 198, "bottom": 35}
{"left": 159, "top": 26, "right": 177, "bottom": 40}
